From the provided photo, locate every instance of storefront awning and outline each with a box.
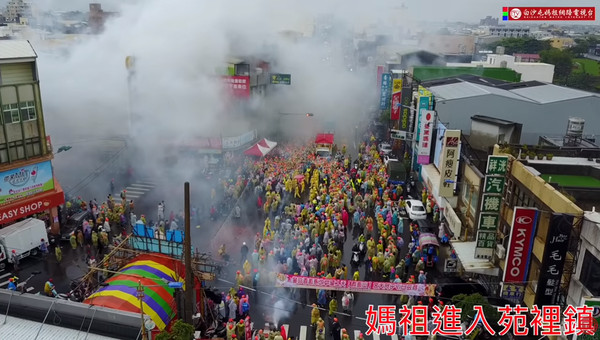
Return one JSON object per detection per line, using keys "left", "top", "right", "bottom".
{"left": 452, "top": 241, "right": 500, "bottom": 276}
{"left": 0, "top": 179, "right": 65, "bottom": 225}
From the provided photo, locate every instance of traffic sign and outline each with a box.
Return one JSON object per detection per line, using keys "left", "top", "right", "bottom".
{"left": 270, "top": 73, "right": 291, "bottom": 85}
{"left": 390, "top": 129, "right": 412, "bottom": 140}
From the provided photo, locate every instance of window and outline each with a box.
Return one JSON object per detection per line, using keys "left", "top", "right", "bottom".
{"left": 580, "top": 250, "right": 600, "bottom": 296}
{"left": 2, "top": 103, "right": 20, "bottom": 124}
{"left": 19, "top": 101, "right": 36, "bottom": 121}
{"left": 461, "top": 182, "right": 477, "bottom": 216}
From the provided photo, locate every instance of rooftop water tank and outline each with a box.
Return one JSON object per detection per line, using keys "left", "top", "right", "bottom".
{"left": 566, "top": 117, "right": 585, "bottom": 138}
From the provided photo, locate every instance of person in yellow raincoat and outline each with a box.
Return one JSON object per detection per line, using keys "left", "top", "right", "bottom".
{"left": 328, "top": 298, "right": 337, "bottom": 315}
{"left": 235, "top": 271, "right": 244, "bottom": 289}
{"left": 243, "top": 260, "right": 251, "bottom": 276}
{"left": 55, "top": 246, "right": 62, "bottom": 263}
{"left": 311, "top": 304, "right": 320, "bottom": 326}
{"left": 69, "top": 232, "right": 77, "bottom": 250}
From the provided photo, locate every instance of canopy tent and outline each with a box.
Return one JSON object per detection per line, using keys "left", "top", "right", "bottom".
{"left": 315, "top": 133, "right": 334, "bottom": 144}
{"left": 257, "top": 138, "right": 277, "bottom": 149}
{"left": 84, "top": 254, "right": 186, "bottom": 331}
{"left": 244, "top": 138, "right": 277, "bottom": 157}
{"left": 244, "top": 143, "right": 271, "bottom": 157}
{"left": 419, "top": 233, "right": 440, "bottom": 247}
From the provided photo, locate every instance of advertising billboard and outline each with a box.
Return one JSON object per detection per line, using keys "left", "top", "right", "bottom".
{"left": 223, "top": 76, "right": 250, "bottom": 98}
{"left": 0, "top": 188, "right": 64, "bottom": 224}
{"left": 379, "top": 73, "right": 392, "bottom": 110}
{"left": 417, "top": 110, "right": 435, "bottom": 164}
{"left": 575, "top": 296, "right": 600, "bottom": 340}
{"left": 391, "top": 79, "right": 403, "bottom": 121}
{"left": 0, "top": 160, "right": 54, "bottom": 206}
{"left": 504, "top": 207, "right": 539, "bottom": 283}
{"left": 399, "top": 80, "right": 412, "bottom": 131}
{"left": 433, "top": 122, "right": 447, "bottom": 169}
{"left": 438, "top": 130, "right": 461, "bottom": 197}
{"left": 535, "top": 213, "right": 573, "bottom": 305}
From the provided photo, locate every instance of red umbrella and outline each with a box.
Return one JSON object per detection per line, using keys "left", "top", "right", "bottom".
{"left": 294, "top": 174, "right": 305, "bottom": 182}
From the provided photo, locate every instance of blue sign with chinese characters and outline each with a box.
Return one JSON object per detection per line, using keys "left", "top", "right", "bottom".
{"left": 379, "top": 73, "right": 391, "bottom": 110}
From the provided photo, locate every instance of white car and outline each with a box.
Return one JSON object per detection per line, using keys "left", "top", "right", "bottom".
{"left": 379, "top": 143, "right": 392, "bottom": 155}
{"left": 405, "top": 199, "right": 427, "bottom": 220}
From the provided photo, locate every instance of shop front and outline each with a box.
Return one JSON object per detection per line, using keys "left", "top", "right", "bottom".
{"left": 420, "top": 164, "right": 462, "bottom": 237}
{"left": 0, "top": 179, "right": 65, "bottom": 234}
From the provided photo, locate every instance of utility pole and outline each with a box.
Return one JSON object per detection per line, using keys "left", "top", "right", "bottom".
{"left": 136, "top": 280, "right": 149, "bottom": 340}
{"left": 183, "top": 182, "right": 194, "bottom": 324}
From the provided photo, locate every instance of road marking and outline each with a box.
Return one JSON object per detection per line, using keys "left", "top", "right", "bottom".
{"left": 124, "top": 189, "right": 146, "bottom": 195}
{"left": 391, "top": 334, "right": 398, "bottom": 340}
{"left": 130, "top": 184, "right": 155, "bottom": 189}
{"left": 26, "top": 287, "right": 34, "bottom": 292}
{"left": 372, "top": 331, "right": 380, "bottom": 340}
{"left": 299, "top": 325, "right": 307, "bottom": 340}
{"left": 0, "top": 280, "right": 9, "bottom": 287}
{"left": 354, "top": 330, "right": 361, "bottom": 340}
{"left": 0, "top": 272, "right": 12, "bottom": 280}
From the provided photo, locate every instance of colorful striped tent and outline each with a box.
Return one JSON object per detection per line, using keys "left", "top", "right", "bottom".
{"left": 84, "top": 254, "right": 186, "bottom": 330}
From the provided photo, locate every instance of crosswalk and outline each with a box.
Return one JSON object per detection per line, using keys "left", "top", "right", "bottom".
{"left": 278, "top": 323, "right": 400, "bottom": 340}
{"left": 124, "top": 181, "right": 156, "bottom": 200}
{"left": 0, "top": 268, "right": 35, "bottom": 293}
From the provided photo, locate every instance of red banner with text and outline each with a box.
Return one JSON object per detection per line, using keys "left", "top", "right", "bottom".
{"left": 223, "top": 76, "right": 250, "bottom": 98}
{"left": 391, "top": 92, "right": 401, "bottom": 121}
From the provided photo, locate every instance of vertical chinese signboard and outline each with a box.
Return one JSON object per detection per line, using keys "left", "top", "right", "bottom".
{"left": 474, "top": 155, "right": 509, "bottom": 259}
{"left": 399, "top": 80, "right": 412, "bottom": 131}
{"left": 223, "top": 76, "right": 250, "bottom": 98}
{"left": 502, "top": 207, "right": 539, "bottom": 304}
{"left": 535, "top": 213, "right": 573, "bottom": 306}
{"left": 379, "top": 73, "right": 391, "bottom": 110}
{"left": 391, "top": 79, "right": 402, "bottom": 121}
{"left": 438, "top": 130, "right": 461, "bottom": 197}
{"left": 417, "top": 110, "right": 434, "bottom": 164}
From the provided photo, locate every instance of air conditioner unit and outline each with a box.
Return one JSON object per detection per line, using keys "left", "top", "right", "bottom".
{"left": 496, "top": 244, "right": 506, "bottom": 259}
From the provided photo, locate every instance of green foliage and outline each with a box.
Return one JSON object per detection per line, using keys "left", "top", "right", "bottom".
{"left": 540, "top": 48, "right": 573, "bottom": 81}
{"left": 568, "top": 36, "right": 600, "bottom": 56}
{"left": 573, "top": 58, "right": 600, "bottom": 76}
{"left": 155, "top": 320, "right": 195, "bottom": 340}
{"left": 451, "top": 293, "right": 500, "bottom": 324}
{"left": 486, "top": 37, "right": 551, "bottom": 54}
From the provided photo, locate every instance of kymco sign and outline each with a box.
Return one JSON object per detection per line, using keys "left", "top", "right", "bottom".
{"left": 504, "top": 207, "right": 539, "bottom": 283}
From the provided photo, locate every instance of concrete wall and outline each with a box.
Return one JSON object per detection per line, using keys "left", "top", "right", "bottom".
{"left": 512, "top": 63, "right": 555, "bottom": 82}
{"left": 469, "top": 120, "right": 499, "bottom": 151}
{"left": 436, "top": 95, "right": 600, "bottom": 145}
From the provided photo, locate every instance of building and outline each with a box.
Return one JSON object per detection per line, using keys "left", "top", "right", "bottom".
{"left": 4, "top": 0, "right": 30, "bottom": 22}
{"left": 422, "top": 76, "right": 600, "bottom": 144}
{"left": 545, "top": 37, "right": 575, "bottom": 50}
{"left": 419, "top": 34, "right": 476, "bottom": 56}
{"left": 447, "top": 47, "right": 555, "bottom": 83}
{"left": 88, "top": 3, "right": 116, "bottom": 34}
{"left": 469, "top": 115, "right": 522, "bottom": 152}
{"left": 513, "top": 53, "right": 540, "bottom": 63}
{"left": 0, "top": 40, "right": 64, "bottom": 234}
{"left": 488, "top": 26, "right": 530, "bottom": 38}
{"left": 480, "top": 16, "right": 499, "bottom": 26}
{"left": 568, "top": 210, "right": 600, "bottom": 307}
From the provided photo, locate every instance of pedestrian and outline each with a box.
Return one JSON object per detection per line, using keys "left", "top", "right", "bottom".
{"left": 110, "top": 179, "right": 115, "bottom": 194}
{"left": 55, "top": 246, "right": 62, "bottom": 263}
{"left": 7, "top": 277, "right": 17, "bottom": 291}
{"left": 330, "top": 318, "right": 341, "bottom": 340}
{"left": 39, "top": 238, "right": 49, "bottom": 257}
{"left": 77, "top": 230, "right": 84, "bottom": 247}
{"left": 157, "top": 201, "right": 165, "bottom": 221}
{"left": 311, "top": 303, "right": 320, "bottom": 327}
{"left": 240, "top": 242, "right": 249, "bottom": 263}
{"left": 70, "top": 232, "right": 78, "bottom": 250}
{"left": 10, "top": 249, "right": 19, "bottom": 271}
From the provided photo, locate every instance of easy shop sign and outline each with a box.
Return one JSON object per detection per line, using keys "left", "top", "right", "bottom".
{"left": 0, "top": 190, "right": 64, "bottom": 224}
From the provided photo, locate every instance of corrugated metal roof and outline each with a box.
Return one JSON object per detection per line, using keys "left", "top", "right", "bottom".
{"left": 0, "top": 316, "right": 119, "bottom": 339}
{"left": 508, "top": 84, "right": 600, "bottom": 104}
{"left": 0, "top": 40, "right": 37, "bottom": 60}
{"left": 428, "top": 81, "right": 536, "bottom": 102}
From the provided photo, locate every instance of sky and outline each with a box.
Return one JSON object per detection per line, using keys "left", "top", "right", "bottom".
{"left": 5, "top": 0, "right": 598, "bottom": 24}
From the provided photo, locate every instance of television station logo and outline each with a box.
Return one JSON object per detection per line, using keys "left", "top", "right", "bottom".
{"left": 502, "top": 7, "right": 596, "bottom": 21}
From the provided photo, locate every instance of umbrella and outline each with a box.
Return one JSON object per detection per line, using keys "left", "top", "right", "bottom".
{"left": 419, "top": 233, "right": 440, "bottom": 247}
{"left": 294, "top": 175, "right": 305, "bottom": 182}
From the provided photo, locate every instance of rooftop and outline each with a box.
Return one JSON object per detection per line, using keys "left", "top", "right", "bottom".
{"left": 526, "top": 156, "right": 600, "bottom": 170}
{"left": 1, "top": 315, "right": 118, "bottom": 340}
{"left": 425, "top": 77, "right": 600, "bottom": 104}
{"left": 471, "top": 114, "right": 520, "bottom": 127}
{"left": 0, "top": 40, "right": 37, "bottom": 60}
{"left": 540, "top": 135, "right": 599, "bottom": 148}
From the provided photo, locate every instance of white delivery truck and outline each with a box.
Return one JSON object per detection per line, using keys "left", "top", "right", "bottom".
{"left": 0, "top": 218, "right": 47, "bottom": 269}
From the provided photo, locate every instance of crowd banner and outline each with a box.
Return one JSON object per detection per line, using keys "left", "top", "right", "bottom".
{"left": 275, "top": 274, "right": 437, "bottom": 297}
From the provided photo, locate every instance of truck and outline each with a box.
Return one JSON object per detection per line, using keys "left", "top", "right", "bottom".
{"left": 315, "top": 133, "right": 334, "bottom": 158}
{"left": 387, "top": 159, "right": 407, "bottom": 186}
{"left": 0, "top": 218, "right": 47, "bottom": 269}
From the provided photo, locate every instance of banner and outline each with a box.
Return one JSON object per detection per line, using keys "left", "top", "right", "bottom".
{"left": 535, "top": 213, "right": 573, "bottom": 305}
{"left": 438, "top": 130, "right": 461, "bottom": 197}
{"left": 391, "top": 92, "right": 401, "bottom": 120}
{"left": 0, "top": 160, "right": 55, "bottom": 205}
{"left": 504, "top": 207, "right": 538, "bottom": 283}
{"left": 379, "top": 73, "right": 391, "bottom": 110}
{"left": 399, "top": 80, "right": 412, "bottom": 131}
{"left": 417, "top": 110, "right": 435, "bottom": 164}
{"left": 223, "top": 76, "right": 250, "bottom": 98}
{"left": 275, "top": 274, "right": 436, "bottom": 297}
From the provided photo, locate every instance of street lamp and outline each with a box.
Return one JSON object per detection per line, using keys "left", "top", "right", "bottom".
{"left": 55, "top": 145, "right": 72, "bottom": 154}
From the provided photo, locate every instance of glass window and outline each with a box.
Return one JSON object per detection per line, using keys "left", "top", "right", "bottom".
{"left": 2, "top": 103, "right": 20, "bottom": 124}
{"left": 580, "top": 250, "right": 600, "bottom": 296}
{"left": 19, "top": 101, "right": 36, "bottom": 121}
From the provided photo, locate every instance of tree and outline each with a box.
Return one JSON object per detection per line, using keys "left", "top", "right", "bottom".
{"left": 155, "top": 320, "right": 195, "bottom": 340}
{"left": 451, "top": 293, "right": 500, "bottom": 324}
{"left": 540, "top": 48, "right": 573, "bottom": 82}
{"left": 569, "top": 36, "right": 600, "bottom": 56}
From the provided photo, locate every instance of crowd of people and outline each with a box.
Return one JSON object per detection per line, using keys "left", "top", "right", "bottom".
{"left": 213, "top": 135, "right": 449, "bottom": 340}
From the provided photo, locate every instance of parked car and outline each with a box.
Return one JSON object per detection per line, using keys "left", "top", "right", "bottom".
{"left": 378, "top": 142, "right": 392, "bottom": 155}
{"left": 405, "top": 199, "right": 427, "bottom": 220}
{"left": 61, "top": 210, "right": 93, "bottom": 241}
